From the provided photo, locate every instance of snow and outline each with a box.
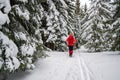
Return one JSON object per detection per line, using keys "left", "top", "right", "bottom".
{"left": 5, "top": 57, "right": 20, "bottom": 72}
{"left": 0, "top": 0, "right": 11, "bottom": 25}
{"left": 27, "top": 63, "right": 35, "bottom": 69}
{"left": 80, "top": 0, "right": 90, "bottom": 7}
{"left": 18, "top": 0, "right": 28, "bottom": 3}
{"left": 20, "top": 43, "right": 36, "bottom": 56}
{"left": 46, "top": 34, "right": 57, "bottom": 42}
{"left": 14, "top": 32, "right": 27, "bottom": 41}
{"left": 8, "top": 49, "right": 120, "bottom": 80}
{"left": 0, "top": 11, "right": 10, "bottom": 25}
{"left": 112, "top": 18, "right": 120, "bottom": 25}
{"left": 0, "top": 58, "right": 3, "bottom": 69}
{"left": 60, "top": 0, "right": 68, "bottom": 8}
{"left": 0, "top": 31, "right": 18, "bottom": 57}
{"left": 0, "top": 0, "right": 11, "bottom": 14}
{"left": 15, "top": 6, "right": 30, "bottom": 20}
{"left": 61, "top": 36, "right": 67, "bottom": 41}
{"left": 48, "top": 0, "right": 59, "bottom": 16}
{"left": 20, "top": 43, "right": 36, "bottom": 69}
{"left": 47, "top": 27, "right": 55, "bottom": 33}
{"left": 81, "top": 52, "right": 120, "bottom": 80}
{"left": 12, "top": 57, "right": 20, "bottom": 70}
{"left": 0, "top": 31, "right": 20, "bottom": 72}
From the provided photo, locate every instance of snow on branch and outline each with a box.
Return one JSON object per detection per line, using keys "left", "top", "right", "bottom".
{"left": 0, "top": 0, "right": 11, "bottom": 25}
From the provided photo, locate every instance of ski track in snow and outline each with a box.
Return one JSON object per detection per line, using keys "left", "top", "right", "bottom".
{"left": 65, "top": 53, "right": 96, "bottom": 80}
{"left": 78, "top": 55, "right": 95, "bottom": 80}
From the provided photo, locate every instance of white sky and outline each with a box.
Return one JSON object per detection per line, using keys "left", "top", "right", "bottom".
{"left": 80, "top": 0, "right": 90, "bottom": 6}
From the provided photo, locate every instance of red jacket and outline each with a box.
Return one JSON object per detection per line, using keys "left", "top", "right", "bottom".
{"left": 66, "top": 35, "right": 76, "bottom": 46}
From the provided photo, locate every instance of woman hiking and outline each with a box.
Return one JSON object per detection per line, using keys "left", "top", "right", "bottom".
{"left": 66, "top": 32, "right": 77, "bottom": 57}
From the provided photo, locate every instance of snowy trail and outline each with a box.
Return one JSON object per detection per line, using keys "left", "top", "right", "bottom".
{"left": 64, "top": 55, "right": 81, "bottom": 80}
{"left": 9, "top": 51, "right": 94, "bottom": 80}
{"left": 64, "top": 53, "right": 95, "bottom": 80}
{"left": 78, "top": 56, "right": 95, "bottom": 80}
{"left": 9, "top": 51, "right": 120, "bottom": 80}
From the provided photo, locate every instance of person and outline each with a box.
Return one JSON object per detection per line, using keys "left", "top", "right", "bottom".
{"left": 66, "top": 32, "right": 77, "bottom": 57}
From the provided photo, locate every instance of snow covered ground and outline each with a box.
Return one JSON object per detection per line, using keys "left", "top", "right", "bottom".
{"left": 9, "top": 49, "right": 120, "bottom": 80}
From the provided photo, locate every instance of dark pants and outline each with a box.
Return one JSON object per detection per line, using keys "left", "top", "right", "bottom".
{"left": 68, "top": 46, "right": 73, "bottom": 56}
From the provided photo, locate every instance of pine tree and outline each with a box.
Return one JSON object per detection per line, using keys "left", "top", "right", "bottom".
{"left": 40, "top": 0, "right": 77, "bottom": 51}
{"left": 8, "top": 0, "right": 45, "bottom": 70}
{"left": 81, "top": 0, "right": 112, "bottom": 52}
{"left": 73, "top": 0, "right": 81, "bottom": 48}
{"left": 111, "top": 0, "right": 120, "bottom": 51}
{"left": 57, "top": 0, "right": 78, "bottom": 50}
{"left": 0, "top": 0, "right": 46, "bottom": 79}
{"left": 40, "top": 0, "right": 69, "bottom": 51}
{"left": 0, "top": 0, "right": 19, "bottom": 79}
{"left": 84, "top": 3, "right": 88, "bottom": 13}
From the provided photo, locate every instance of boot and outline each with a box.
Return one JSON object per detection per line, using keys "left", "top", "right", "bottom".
{"left": 69, "top": 50, "right": 73, "bottom": 57}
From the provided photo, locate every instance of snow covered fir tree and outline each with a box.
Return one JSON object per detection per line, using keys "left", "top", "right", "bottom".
{"left": 0, "top": 0, "right": 120, "bottom": 80}
{"left": 81, "top": 0, "right": 120, "bottom": 52}
{"left": 81, "top": 0, "right": 113, "bottom": 52}
{"left": 111, "top": 0, "right": 120, "bottom": 51}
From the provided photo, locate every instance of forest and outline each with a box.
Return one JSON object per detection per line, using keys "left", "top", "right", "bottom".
{"left": 0, "top": 0, "right": 119, "bottom": 79}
